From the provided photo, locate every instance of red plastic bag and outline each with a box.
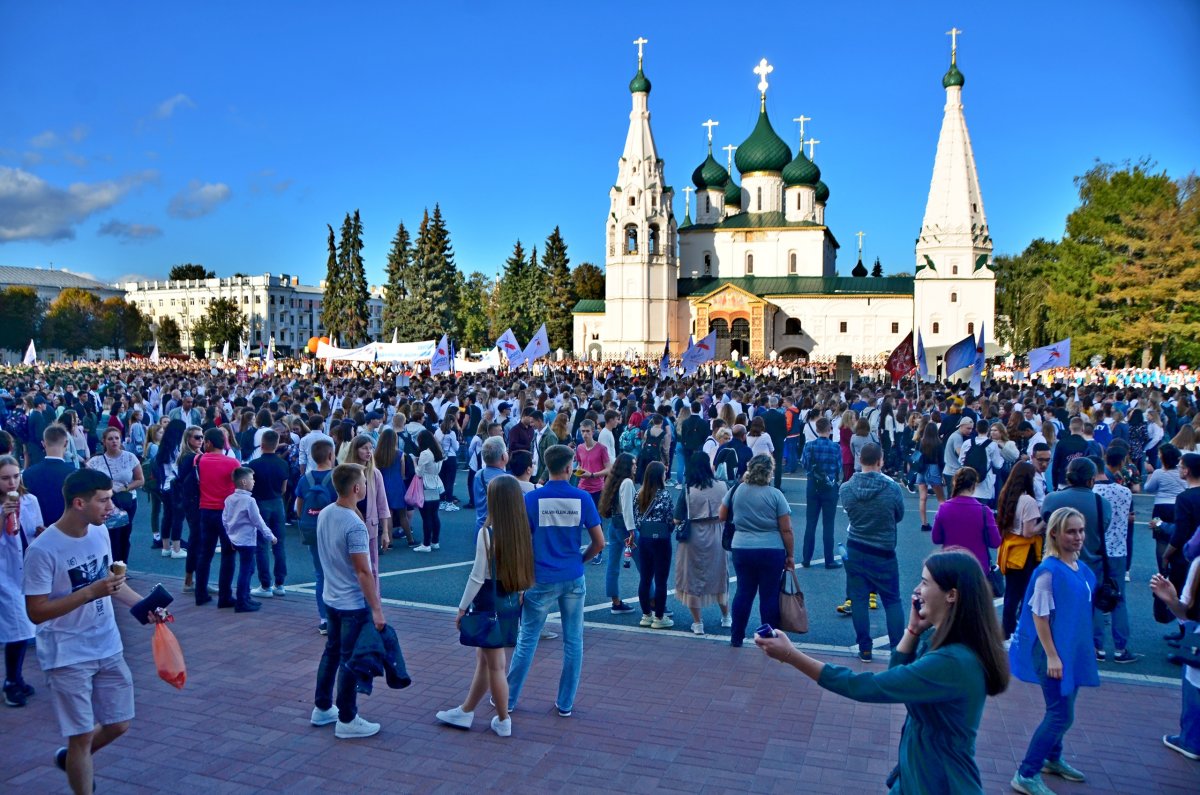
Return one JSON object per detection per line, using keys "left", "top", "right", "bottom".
{"left": 152, "top": 622, "right": 187, "bottom": 689}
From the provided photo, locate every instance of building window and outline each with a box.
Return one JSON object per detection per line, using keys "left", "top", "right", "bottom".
{"left": 784, "top": 318, "right": 802, "bottom": 335}
{"left": 703, "top": 254, "right": 712, "bottom": 276}
{"left": 652, "top": 194, "right": 657, "bottom": 207}
{"left": 891, "top": 322, "right": 899, "bottom": 334}
{"left": 625, "top": 225, "right": 638, "bottom": 254}
{"left": 788, "top": 252, "right": 797, "bottom": 274}
{"left": 952, "top": 265, "right": 958, "bottom": 275}
{"left": 170, "top": 298, "right": 175, "bottom": 306}
{"left": 629, "top": 197, "right": 635, "bottom": 207}
{"left": 756, "top": 187, "right": 762, "bottom": 211}
{"left": 158, "top": 299, "right": 163, "bottom": 307}
{"left": 243, "top": 296, "right": 249, "bottom": 304}
{"left": 839, "top": 321, "right": 847, "bottom": 333}
{"left": 648, "top": 226, "right": 659, "bottom": 255}
{"left": 950, "top": 292, "right": 957, "bottom": 303}
{"left": 968, "top": 321, "right": 975, "bottom": 335}
{"left": 797, "top": 192, "right": 802, "bottom": 210}
{"left": 255, "top": 295, "right": 262, "bottom": 304}
{"left": 932, "top": 322, "right": 940, "bottom": 334}
{"left": 746, "top": 253, "right": 754, "bottom": 275}
{"left": 591, "top": 333, "right": 599, "bottom": 341}
{"left": 705, "top": 196, "right": 710, "bottom": 213}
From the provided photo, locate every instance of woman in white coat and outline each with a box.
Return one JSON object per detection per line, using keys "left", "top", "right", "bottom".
{"left": 0, "top": 455, "right": 41, "bottom": 707}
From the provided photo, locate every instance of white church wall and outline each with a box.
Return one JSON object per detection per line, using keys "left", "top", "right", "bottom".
{"left": 913, "top": 274, "right": 994, "bottom": 346}
{"left": 768, "top": 296, "right": 913, "bottom": 359}
{"left": 708, "top": 229, "right": 830, "bottom": 279}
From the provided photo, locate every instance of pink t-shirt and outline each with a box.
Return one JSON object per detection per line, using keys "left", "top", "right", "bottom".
{"left": 574, "top": 443, "right": 609, "bottom": 494}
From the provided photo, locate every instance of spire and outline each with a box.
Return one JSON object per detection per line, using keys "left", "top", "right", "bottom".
{"left": 620, "top": 38, "right": 658, "bottom": 166}
{"left": 629, "top": 36, "right": 651, "bottom": 93}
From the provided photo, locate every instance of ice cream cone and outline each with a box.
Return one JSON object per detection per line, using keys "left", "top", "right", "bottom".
{"left": 110, "top": 561, "right": 127, "bottom": 577}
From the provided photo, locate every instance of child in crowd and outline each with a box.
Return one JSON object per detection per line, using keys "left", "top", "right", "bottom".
{"left": 221, "top": 467, "right": 277, "bottom": 613}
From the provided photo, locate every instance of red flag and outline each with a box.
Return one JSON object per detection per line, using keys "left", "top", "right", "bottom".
{"left": 885, "top": 332, "right": 916, "bottom": 384}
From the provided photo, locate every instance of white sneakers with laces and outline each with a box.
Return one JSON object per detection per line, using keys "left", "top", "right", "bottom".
{"left": 335, "top": 714, "right": 380, "bottom": 739}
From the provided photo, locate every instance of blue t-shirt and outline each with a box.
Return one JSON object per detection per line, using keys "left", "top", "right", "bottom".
{"left": 524, "top": 479, "right": 601, "bottom": 584}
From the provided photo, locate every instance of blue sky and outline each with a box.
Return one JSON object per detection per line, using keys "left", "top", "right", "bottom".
{"left": 1, "top": 1, "right": 1196, "bottom": 287}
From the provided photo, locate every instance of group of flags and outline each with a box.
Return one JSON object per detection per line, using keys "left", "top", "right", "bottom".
{"left": 884, "top": 323, "right": 1072, "bottom": 386}
{"left": 495, "top": 323, "right": 551, "bottom": 369}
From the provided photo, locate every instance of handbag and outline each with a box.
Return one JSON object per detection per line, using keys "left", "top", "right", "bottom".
{"left": 101, "top": 454, "right": 137, "bottom": 512}
{"left": 777, "top": 569, "right": 809, "bottom": 633}
{"left": 908, "top": 447, "right": 923, "bottom": 465}
{"left": 980, "top": 503, "right": 1005, "bottom": 598}
{"left": 458, "top": 534, "right": 520, "bottom": 649}
{"left": 721, "top": 482, "right": 740, "bottom": 551}
{"left": 675, "top": 486, "right": 691, "bottom": 542}
{"left": 404, "top": 469, "right": 425, "bottom": 509}
{"left": 1092, "top": 494, "right": 1123, "bottom": 613}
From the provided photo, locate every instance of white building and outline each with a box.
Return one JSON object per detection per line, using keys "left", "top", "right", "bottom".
{"left": 0, "top": 264, "right": 126, "bottom": 303}
{"left": 575, "top": 37, "right": 995, "bottom": 367}
{"left": 121, "top": 273, "right": 386, "bottom": 355}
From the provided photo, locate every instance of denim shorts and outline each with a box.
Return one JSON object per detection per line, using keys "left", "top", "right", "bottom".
{"left": 914, "top": 463, "right": 942, "bottom": 486}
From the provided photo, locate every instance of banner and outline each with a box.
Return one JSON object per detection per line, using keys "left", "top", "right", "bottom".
{"left": 1028, "top": 338, "right": 1071, "bottom": 375}
{"left": 916, "top": 329, "right": 929, "bottom": 382}
{"left": 316, "top": 339, "right": 437, "bottom": 363}
{"left": 522, "top": 324, "right": 550, "bottom": 364}
{"left": 430, "top": 335, "right": 451, "bottom": 375}
{"left": 681, "top": 331, "right": 716, "bottom": 375}
{"left": 943, "top": 333, "right": 976, "bottom": 375}
{"left": 884, "top": 332, "right": 915, "bottom": 383}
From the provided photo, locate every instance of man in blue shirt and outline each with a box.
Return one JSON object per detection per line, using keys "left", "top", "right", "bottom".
{"left": 505, "top": 445, "right": 605, "bottom": 717}
{"left": 473, "top": 436, "right": 509, "bottom": 533}
{"left": 22, "top": 425, "right": 76, "bottom": 526}
{"left": 799, "top": 417, "right": 842, "bottom": 569}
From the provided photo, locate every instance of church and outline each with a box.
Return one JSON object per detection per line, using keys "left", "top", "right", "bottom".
{"left": 573, "top": 34, "right": 995, "bottom": 366}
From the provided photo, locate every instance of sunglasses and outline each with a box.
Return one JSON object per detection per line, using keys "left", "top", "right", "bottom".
{"left": 191, "top": 435, "right": 203, "bottom": 440}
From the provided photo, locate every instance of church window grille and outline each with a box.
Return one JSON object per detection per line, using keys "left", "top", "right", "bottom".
{"left": 950, "top": 292, "right": 957, "bottom": 302}
{"left": 839, "top": 322, "right": 847, "bottom": 333}
{"left": 746, "top": 253, "right": 754, "bottom": 275}
{"left": 625, "top": 225, "right": 639, "bottom": 254}
{"left": 703, "top": 254, "right": 712, "bottom": 275}
{"left": 891, "top": 322, "right": 900, "bottom": 334}
{"left": 932, "top": 322, "right": 940, "bottom": 334}
{"left": 756, "top": 187, "right": 762, "bottom": 211}
{"left": 788, "top": 252, "right": 797, "bottom": 274}
{"left": 968, "top": 322, "right": 975, "bottom": 335}
{"left": 608, "top": 225, "right": 615, "bottom": 256}
{"left": 784, "top": 319, "right": 802, "bottom": 335}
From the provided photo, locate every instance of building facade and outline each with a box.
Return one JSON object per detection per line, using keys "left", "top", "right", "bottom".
{"left": 0, "top": 264, "right": 126, "bottom": 303}
{"left": 574, "top": 39, "right": 995, "bottom": 367}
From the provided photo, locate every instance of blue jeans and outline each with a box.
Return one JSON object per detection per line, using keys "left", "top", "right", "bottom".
{"left": 1091, "top": 557, "right": 1129, "bottom": 652}
{"left": 1019, "top": 676, "right": 1077, "bottom": 777}
{"left": 729, "top": 548, "right": 786, "bottom": 646}
{"left": 802, "top": 480, "right": 838, "bottom": 566}
{"left": 254, "top": 497, "right": 287, "bottom": 588}
{"left": 783, "top": 437, "right": 800, "bottom": 473}
{"left": 308, "top": 543, "right": 327, "bottom": 621}
{"left": 232, "top": 544, "right": 256, "bottom": 608}
{"left": 195, "top": 508, "right": 234, "bottom": 605}
{"left": 506, "top": 576, "right": 586, "bottom": 713}
{"left": 674, "top": 443, "right": 687, "bottom": 482}
{"left": 605, "top": 519, "right": 640, "bottom": 599}
{"left": 1179, "top": 674, "right": 1200, "bottom": 754}
{"left": 843, "top": 547, "right": 905, "bottom": 653}
{"left": 314, "top": 606, "right": 369, "bottom": 723}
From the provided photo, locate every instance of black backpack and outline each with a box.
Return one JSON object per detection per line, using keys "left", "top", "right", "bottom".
{"left": 399, "top": 430, "right": 420, "bottom": 457}
{"left": 963, "top": 438, "right": 993, "bottom": 476}
{"left": 298, "top": 470, "right": 337, "bottom": 546}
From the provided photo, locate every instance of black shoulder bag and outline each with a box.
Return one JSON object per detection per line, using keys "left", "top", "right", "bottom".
{"left": 981, "top": 503, "right": 1005, "bottom": 598}
{"left": 1092, "top": 493, "right": 1123, "bottom": 613}
{"left": 721, "top": 483, "right": 740, "bottom": 551}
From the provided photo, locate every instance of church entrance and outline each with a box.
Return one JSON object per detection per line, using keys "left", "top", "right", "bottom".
{"left": 730, "top": 318, "right": 750, "bottom": 358}
{"left": 709, "top": 318, "right": 730, "bottom": 360}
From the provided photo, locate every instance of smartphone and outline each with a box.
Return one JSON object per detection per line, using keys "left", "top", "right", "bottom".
{"left": 912, "top": 595, "right": 924, "bottom": 614}
{"left": 755, "top": 623, "right": 775, "bottom": 639}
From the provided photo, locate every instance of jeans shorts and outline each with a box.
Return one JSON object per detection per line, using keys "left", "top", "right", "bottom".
{"left": 914, "top": 463, "right": 942, "bottom": 486}
{"left": 45, "top": 652, "right": 135, "bottom": 737}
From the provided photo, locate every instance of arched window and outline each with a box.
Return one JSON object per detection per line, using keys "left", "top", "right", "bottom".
{"left": 784, "top": 318, "right": 802, "bottom": 335}
{"left": 967, "top": 321, "right": 975, "bottom": 335}
{"left": 608, "top": 225, "right": 615, "bottom": 256}
{"left": 730, "top": 318, "right": 751, "bottom": 356}
{"left": 952, "top": 265, "right": 959, "bottom": 275}
{"left": 652, "top": 194, "right": 657, "bottom": 207}
{"left": 746, "top": 253, "right": 754, "bottom": 275}
{"left": 756, "top": 187, "right": 762, "bottom": 211}
{"left": 932, "top": 322, "right": 940, "bottom": 334}
{"left": 705, "top": 195, "right": 711, "bottom": 213}
{"left": 628, "top": 197, "right": 635, "bottom": 207}
{"left": 950, "top": 292, "right": 958, "bottom": 303}
{"left": 625, "top": 225, "right": 638, "bottom": 254}
{"left": 703, "top": 254, "right": 712, "bottom": 276}
{"left": 788, "top": 252, "right": 797, "bottom": 274}
{"left": 648, "top": 226, "right": 660, "bottom": 255}
{"left": 797, "top": 192, "right": 802, "bottom": 210}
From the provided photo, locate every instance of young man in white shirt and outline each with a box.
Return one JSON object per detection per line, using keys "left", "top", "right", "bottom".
{"left": 23, "top": 468, "right": 167, "bottom": 795}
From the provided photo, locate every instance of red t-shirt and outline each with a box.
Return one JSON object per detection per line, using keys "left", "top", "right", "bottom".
{"left": 198, "top": 452, "right": 239, "bottom": 510}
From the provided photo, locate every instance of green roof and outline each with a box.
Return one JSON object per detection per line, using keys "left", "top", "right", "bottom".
{"left": 630, "top": 67, "right": 651, "bottom": 94}
{"left": 677, "top": 276, "right": 914, "bottom": 298}
{"left": 692, "top": 152, "right": 729, "bottom": 191}
{"left": 782, "top": 150, "right": 820, "bottom": 187}
{"left": 573, "top": 299, "right": 606, "bottom": 313}
{"left": 680, "top": 211, "right": 828, "bottom": 234}
{"left": 943, "top": 61, "right": 964, "bottom": 88}
{"left": 735, "top": 107, "right": 791, "bottom": 174}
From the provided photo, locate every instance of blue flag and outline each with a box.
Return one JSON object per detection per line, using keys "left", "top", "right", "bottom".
{"left": 943, "top": 333, "right": 977, "bottom": 376}
{"left": 916, "top": 329, "right": 929, "bottom": 382}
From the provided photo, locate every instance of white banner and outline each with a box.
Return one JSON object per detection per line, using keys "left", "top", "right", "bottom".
{"left": 316, "top": 339, "right": 437, "bottom": 362}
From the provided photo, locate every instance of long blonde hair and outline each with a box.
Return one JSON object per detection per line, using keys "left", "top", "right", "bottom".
{"left": 1045, "top": 507, "right": 1083, "bottom": 559}
{"left": 484, "top": 475, "right": 535, "bottom": 593}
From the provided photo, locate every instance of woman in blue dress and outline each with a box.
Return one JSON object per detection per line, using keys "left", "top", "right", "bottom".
{"left": 1008, "top": 506, "right": 1100, "bottom": 795}
{"left": 756, "top": 549, "right": 1010, "bottom": 794}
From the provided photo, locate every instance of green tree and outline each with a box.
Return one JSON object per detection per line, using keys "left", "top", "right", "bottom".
{"left": 456, "top": 271, "right": 495, "bottom": 351}
{"left": 157, "top": 316, "right": 182, "bottom": 354}
{"left": 495, "top": 240, "right": 533, "bottom": 340}
{"left": 319, "top": 224, "right": 343, "bottom": 342}
{"left": 168, "top": 263, "right": 215, "bottom": 281}
{"left": 572, "top": 262, "right": 605, "bottom": 300}
{"left": 42, "top": 288, "right": 102, "bottom": 355}
{"left": 871, "top": 258, "right": 884, "bottom": 278}
{"left": 97, "top": 298, "right": 151, "bottom": 354}
{"left": 381, "top": 221, "right": 414, "bottom": 341}
{"left": 0, "top": 286, "right": 43, "bottom": 352}
{"left": 411, "top": 204, "right": 460, "bottom": 338}
{"left": 335, "top": 210, "right": 370, "bottom": 345}
{"left": 192, "top": 297, "right": 246, "bottom": 356}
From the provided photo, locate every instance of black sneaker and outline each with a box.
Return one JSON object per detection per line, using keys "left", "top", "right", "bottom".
{"left": 590, "top": 555, "right": 604, "bottom": 565}
{"left": 3, "top": 681, "right": 27, "bottom": 707}
{"left": 825, "top": 561, "right": 844, "bottom": 569}
{"left": 920, "top": 523, "right": 932, "bottom": 532}
{"left": 1112, "top": 649, "right": 1138, "bottom": 664}
{"left": 610, "top": 602, "right": 635, "bottom": 614}
{"left": 857, "top": 649, "right": 873, "bottom": 663}
{"left": 318, "top": 621, "right": 328, "bottom": 635}
{"left": 1095, "top": 649, "right": 1107, "bottom": 662}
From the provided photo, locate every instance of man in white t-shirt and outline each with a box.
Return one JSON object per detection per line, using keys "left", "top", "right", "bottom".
{"left": 23, "top": 468, "right": 167, "bottom": 795}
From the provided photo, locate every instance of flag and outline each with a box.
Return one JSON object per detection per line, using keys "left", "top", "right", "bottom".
{"left": 221, "top": 339, "right": 229, "bottom": 361}
{"left": 1028, "top": 338, "right": 1071, "bottom": 375}
{"left": 728, "top": 359, "right": 753, "bottom": 378}
{"left": 22, "top": 339, "right": 36, "bottom": 366}
{"left": 430, "top": 334, "right": 451, "bottom": 375}
{"left": 265, "top": 337, "right": 276, "bottom": 374}
{"left": 449, "top": 340, "right": 456, "bottom": 375}
{"left": 391, "top": 329, "right": 398, "bottom": 344}
{"left": 150, "top": 340, "right": 160, "bottom": 363}
{"left": 943, "top": 333, "right": 977, "bottom": 376}
{"left": 496, "top": 328, "right": 523, "bottom": 367}
{"left": 659, "top": 335, "right": 671, "bottom": 379}
{"left": 916, "top": 329, "right": 930, "bottom": 382}
{"left": 884, "top": 331, "right": 916, "bottom": 384}
{"left": 522, "top": 324, "right": 550, "bottom": 364}
{"left": 681, "top": 330, "right": 716, "bottom": 375}
{"left": 592, "top": 375, "right": 604, "bottom": 396}
{"left": 969, "top": 322, "right": 986, "bottom": 394}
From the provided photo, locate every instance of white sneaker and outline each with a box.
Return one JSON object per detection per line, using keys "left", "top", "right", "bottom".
{"left": 170, "top": 549, "right": 187, "bottom": 559}
{"left": 490, "top": 715, "right": 512, "bottom": 737}
{"left": 335, "top": 714, "right": 380, "bottom": 739}
{"left": 691, "top": 622, "right": 705, "bottom": 635}
{"left": 431, "top": 543, "right": 440, "bottom": 550}
{"left": 161, "top": 548, "right": 172, "bottom": 557}
{"left": 272, "top": 586, "right": 286, "bottom": 596}
{"left": 651, "top": 616, "right": 674, "bottom": 629}
{"left": 250, "top": 586, "right": 273, "bottom": 598}
{"left": 435, "top": 706, "right": 474, "bottom": 729}
{"left": 215, "top": 546, "right": 222, "bottom": 554}
{"left": 310, "top": 706, "right": 338, "bottom": 726}
{"left": 720, "top": 615, "right": 732, "bottom": 628}
{"left": 1125, "top": 572, "right": 1131, "bottom": 582}
{"left": 413, "top": 545, "right": 432, "bottom": 553}
{"left": 639, "top": 613, "right": 653, "bottom": 627}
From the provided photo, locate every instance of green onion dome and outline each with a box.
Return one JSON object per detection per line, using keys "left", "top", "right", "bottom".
{"left": 782, "top": 149, "right": 820, "bottom": 187}
{"left": 691, "top": 152, "right": 729, "bottom": 191}
{"left": 734, "top": 108, "right": 792, "bottom": 174}
{"left": 942, "top": 62, "right": 964, "bottom": 89}
{"left": 630, "top": 68, "right": 651, "bottom": 94}
{"left": 725, "top": 178, "right": 743, "bottom": 210}
{"left": 814, "top": 180, "right": 830, "bottom": 203}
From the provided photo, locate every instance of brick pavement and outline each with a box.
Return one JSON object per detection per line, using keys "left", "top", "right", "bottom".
{"left": 3, "top": 571, "right": 1196, "bottom": 794}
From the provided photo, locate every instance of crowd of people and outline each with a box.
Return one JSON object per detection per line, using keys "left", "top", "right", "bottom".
{"left": 0, "top": 355, "right": 1198, "bottom": 793}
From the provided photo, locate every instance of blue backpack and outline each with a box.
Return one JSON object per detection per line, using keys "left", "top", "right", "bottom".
{"left": 299, "top": 470, "right": 337, "bottom": 546}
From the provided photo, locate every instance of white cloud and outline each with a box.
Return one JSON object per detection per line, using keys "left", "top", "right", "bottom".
{"left": 155, "top": 93, "right": 195, "bottom": 119}
{"left": 64, "top": 153, "right": 88, "bottom": 168}
{"left": 167, "top": 180, "right": 231, "bottom": 219}
{"left": 30, "top": 130, "right": 59, "bottom": 148}
{"left": 69, "top": 124, "right": 89, "bottom": 143}
{"left": 0, "top": 166, "right": 158, "bottom": 242}
{"left": 98, "top": 219, "right": 163, "bottom": 242}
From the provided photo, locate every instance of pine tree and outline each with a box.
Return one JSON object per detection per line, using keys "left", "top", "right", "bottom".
{"left": 340, "top": 209, "right": 371, "bottom": 344}
{"left": 495, "top": 240, "right": 530, "bottom": 340}
{"left": 871, "top": 257, "right": 884, "bottom": 277}
{"left": 412, "top": 204, "right": 459, "bottom": 338}
{"left": 542, "top": 226, "right": 575, "bottom": 351}
{"left": 456, "top": 272, "right": 495, "bottom": 351}
{"left": 320, "top": 224, "right": 343, "bottom": 341}
{"left": 382, "top": 221, "right": 412, "bottom": 341}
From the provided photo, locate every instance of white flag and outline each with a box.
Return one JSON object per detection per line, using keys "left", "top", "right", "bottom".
{"left": 1028, "top": 338, "right": 1071, "bottom": 375}
{"left": 221, "top": 339, "right": 229, "bottom": 361}
{"left": 22, "top": 339, "right": 36, "bottom": 366}
{"left": 496, "top": 328, "right": 524, "bottom": 367}
{"left": 682, "top": 331, "right": 716, "bottom": 375}
{"left": 265, "top": 337, "right": 276, "bottom": 374}
{"left": 522, "top": 324, "right": 550, "bottom": 364}
{"left": 150, "top": 340, "right": 160, "bottom": 363}
{"left": 430, "top": 334, "right": 451, "bottom": 375}
{"left": 239, "top": 336, "right": 248, "bottom": 363}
